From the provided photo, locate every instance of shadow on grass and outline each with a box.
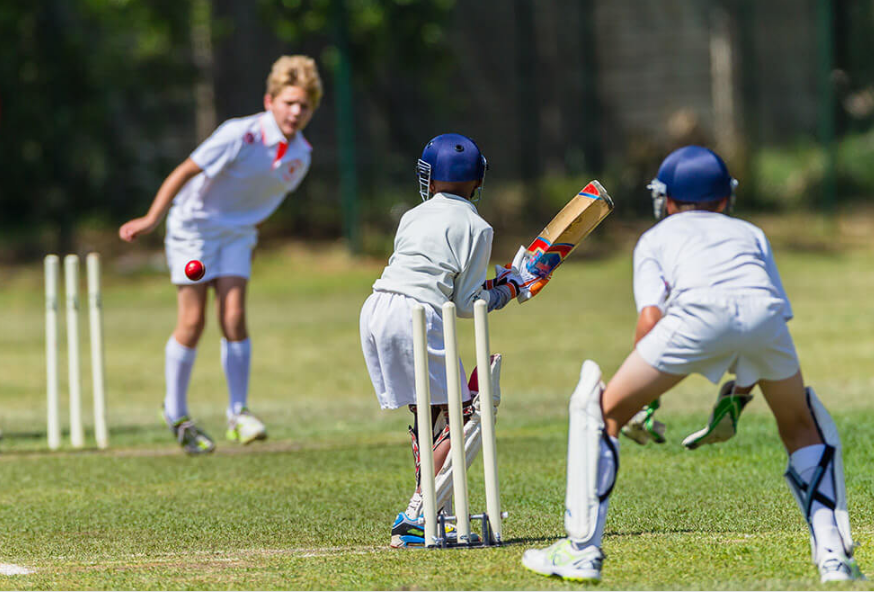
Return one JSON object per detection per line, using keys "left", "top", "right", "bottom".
{"left": 500, "top": 534, "right": 567, "bottom": 547}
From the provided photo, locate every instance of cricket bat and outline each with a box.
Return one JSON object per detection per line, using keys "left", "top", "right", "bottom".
{"left": 519, "top": 180, "right": 614, "bottom": 298}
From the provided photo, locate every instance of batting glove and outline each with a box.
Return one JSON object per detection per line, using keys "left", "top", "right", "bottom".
{"left": 510, "top": 246, "right": 543, "bottom": 303}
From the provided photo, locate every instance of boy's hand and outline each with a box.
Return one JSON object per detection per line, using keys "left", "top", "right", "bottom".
{"left": 484, "top": 265, "right": 521, "bottom": 291}
{"left": 682, "top": 381, "right": 752, "bottom": 450}
{"left": 510, "top": 246, "right": 542, "bottom": 303}
{"left": 119, "top": 216, "right": 159, "bottom": 242}
{"left": 493, "top": 265, "right": 523, "bottom": 291}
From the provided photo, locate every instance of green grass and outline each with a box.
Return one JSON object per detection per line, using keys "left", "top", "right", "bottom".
{"left": 0, "top": 237, "right": 873, "bottom": 589}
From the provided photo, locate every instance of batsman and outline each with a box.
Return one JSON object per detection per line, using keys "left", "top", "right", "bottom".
{"left": 360, "top": 133, "right": 525, "bottom": 547}
{"left": 522, "top": 146, "right": 866, "bottom": 583}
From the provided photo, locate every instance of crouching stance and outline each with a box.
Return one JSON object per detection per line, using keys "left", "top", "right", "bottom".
{"left": 522, "top": 146, "right": 864, "bottom": 583}
{"left": 360, "top": 134, "right": 521, "bottom": 547}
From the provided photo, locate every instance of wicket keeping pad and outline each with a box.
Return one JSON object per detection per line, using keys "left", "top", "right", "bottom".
{"left": 785, "top": 387, "right": 856, "bottom": 560}
{"left": 565, "top": 360, "right": 617, "bottom": 542}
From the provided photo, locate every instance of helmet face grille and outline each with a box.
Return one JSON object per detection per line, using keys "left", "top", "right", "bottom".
{"left": 648, "top": 178, "right": 668, "bottom": 219}
{"left": 416, "top": 159, "right": 432, "bottom": 202}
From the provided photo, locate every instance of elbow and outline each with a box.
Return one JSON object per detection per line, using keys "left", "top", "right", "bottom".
{"left": 454, "top": 295, "right": 479, "bottom": 318}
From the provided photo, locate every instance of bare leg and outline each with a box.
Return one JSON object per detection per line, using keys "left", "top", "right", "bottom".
{"left": 757, "top": 370, "right": 821, "bottom": 453}
{"left": 603, "top": 350, "right": 686, "bottom": 437}
{"left": 173, "top": 284, "right": 209, "bottom": 347}
{"left": 215, "top": 276, "right": 248, "bottom": 341}
{"left": 433, "top": 438, "right": 451, "bottom": 478}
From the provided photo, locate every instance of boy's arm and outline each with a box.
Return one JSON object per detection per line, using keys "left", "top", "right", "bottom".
{"left": 634, "top": 306, "right": 663, "bottom": 345}
{"left": 119, "top": 158, "right": 202, "bottom": 242}
{"left": 632, "top": 235, "right": 669, "bottom": 319}
{"left": 452, "top": 227, "right": 494, "bottom": 318}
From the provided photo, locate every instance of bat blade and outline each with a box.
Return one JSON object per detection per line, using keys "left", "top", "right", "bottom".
{"left": 525, "top": 181, "right": 614, "bottom": 284}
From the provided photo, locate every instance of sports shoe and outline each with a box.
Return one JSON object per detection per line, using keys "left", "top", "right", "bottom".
{"left": 682, "top": 381, "right": 752, "bottom": 450}
{"left": 621, "top": 399, "right": 666, "bottom": 445}
{"left": 226, "top": 408, "right": 267, "bottom": 445}
{"left": 818, "top": 549, "right": 866, "bottom": 583}
{"left": 166, "top": 415, "right": 215, "bottom": 455}
{"left": 389, "top": 512, "right": 481, "bottom": 548}
{"left": 521, "top": 538, "right": 604, "bottom": 582}
{"left": 391, "top": 512, "right": 426, "bottom": 548}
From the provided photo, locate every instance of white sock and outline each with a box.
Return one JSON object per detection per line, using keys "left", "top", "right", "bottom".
{"left": 571, "top": 435, "right": 618, "bottom": 550}
{"left": 405, "top": 491, "right": 423, "bottom": 518}
{"left": 164, "top": 337, "right": 197, "bottom": 423}
{"left": 222, "top": 338, "right": 251, "bottom": 418}
{"left": 789, "top": 444, "right": 845, "bottom": 559}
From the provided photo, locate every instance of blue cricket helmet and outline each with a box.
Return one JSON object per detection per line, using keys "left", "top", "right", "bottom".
{"left": 416, "top": 133, "right": 488, "bottom": 201}
{"left": 648, "top": 145, "right": 738, "bottom": 219}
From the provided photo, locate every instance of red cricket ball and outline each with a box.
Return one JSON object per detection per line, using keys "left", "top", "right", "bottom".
{"left": 184, "top": 259, "right": 206, "bottom": 281}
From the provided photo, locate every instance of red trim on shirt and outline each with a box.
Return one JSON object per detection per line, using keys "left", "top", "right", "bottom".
{"left": 273, "top": 141, "right": 288, "bottom": 170}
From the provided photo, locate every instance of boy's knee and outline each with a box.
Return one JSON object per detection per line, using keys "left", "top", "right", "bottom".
{"left": 220, "top": 307, "right": 247, "bottom": 340}
{"left": 176, "top": 312, "right": 206, "bottom": 342}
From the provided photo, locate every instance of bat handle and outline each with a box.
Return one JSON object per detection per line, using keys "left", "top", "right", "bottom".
{"left": 529, "top": 278, "right": 548, "bottom": 296}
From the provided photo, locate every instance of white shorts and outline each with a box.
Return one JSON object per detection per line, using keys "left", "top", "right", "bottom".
{"left": 636, "top": 294, "right": 800, "bottom": 386}
{"left": 360, "top": 291, "right": 470, "bottom": 410}
{"left": 164, "top": 217, "right": 258, "bottom": 285}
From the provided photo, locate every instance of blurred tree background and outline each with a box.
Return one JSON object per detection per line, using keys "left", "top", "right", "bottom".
{"left": 2, "top": 0, "right": 874, "bottom": 261}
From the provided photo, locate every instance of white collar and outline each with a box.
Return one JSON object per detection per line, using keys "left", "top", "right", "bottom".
{"left": 261, "top": 111, "right": 289, "bottom": 146}
{"left": 432, "top": 192, "right": 478, "bottom": 214}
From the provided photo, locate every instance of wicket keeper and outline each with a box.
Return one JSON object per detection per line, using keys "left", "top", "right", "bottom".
{"left": 118, "top": 56, "right": 322, "bottom": 454}
{"left": 522, "top": 146, "right": 865, "bottom": 583}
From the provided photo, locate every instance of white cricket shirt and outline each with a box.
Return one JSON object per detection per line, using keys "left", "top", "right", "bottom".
{"left": 166, "top": 111, "right": 311, "bottom": 234}
{"left": 633, "top": 211, "right": 793, "bottom": 319}
{"left": 373, "top": 193, "right": 492, "bottom": 318}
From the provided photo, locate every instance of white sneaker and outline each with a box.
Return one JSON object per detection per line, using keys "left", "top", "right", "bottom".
{"left": 521, "top": 538, "right": 603, "bottom": 582}
{"left": 818, "top": 550, "right": 865, "bottom": 583}
{"left": 226, "top": 408, "right": 267, "bottom": 445}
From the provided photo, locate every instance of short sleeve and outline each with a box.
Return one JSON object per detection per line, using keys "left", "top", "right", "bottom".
{"left": 190, "top": 120, "right": 245, "bottom": 179}
{"left": 757, "top": 229, "right": 794, "bottom": 321}
{"left": 453, "top": 225, "right": 493, "bottom": 318}
{"left": 632, "top": 234, "right": 668, "bottom": 312}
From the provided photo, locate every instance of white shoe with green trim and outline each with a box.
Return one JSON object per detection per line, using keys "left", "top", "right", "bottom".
{"left": 226, "top": 408, "right": 267, "bottom": 445}
{"left": 521, "top": 538, "right": 603, "bottom": 582}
